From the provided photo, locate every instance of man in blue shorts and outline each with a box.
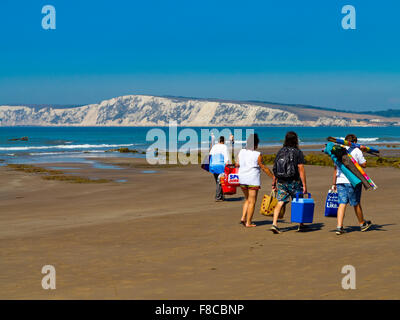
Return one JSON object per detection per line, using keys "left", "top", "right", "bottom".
{"left": 333, "top": 134, "right": 372, "bottom": 235}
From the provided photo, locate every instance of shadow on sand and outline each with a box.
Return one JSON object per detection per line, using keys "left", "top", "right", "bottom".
{"left": 334, "top": 223, "right": 395, "bottom": 234}
{"left": 224, "top": 197, "right": 245, "bottom": 202}
{"left": 252, "top": 220, "right": 324, "bottom": 232}
{"left": 280, "top": 222, "right": 325, "bottom": 233}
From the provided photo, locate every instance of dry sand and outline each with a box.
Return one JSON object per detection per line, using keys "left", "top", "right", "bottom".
{"left": 0, "top": 158, "right": 399, "bottom": 299}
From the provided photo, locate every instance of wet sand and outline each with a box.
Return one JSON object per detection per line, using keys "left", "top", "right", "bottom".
{"left": 0, "top": 158, "right": 399, "bottom": 299}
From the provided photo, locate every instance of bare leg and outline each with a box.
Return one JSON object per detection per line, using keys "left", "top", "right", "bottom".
{"left": 353, "top": 203, "right": 365, "bottom": 224}
{"left": 246, "top": 189, "right": 259, "bottom": 227}
{"left": 241, "top": 188, "right": 249, "bottom": 223}
{"left": 272, "top": 201, "right": 285, "bottom": 226}
{"left": 337, "top": 203, "right": 347, "bottom": 227}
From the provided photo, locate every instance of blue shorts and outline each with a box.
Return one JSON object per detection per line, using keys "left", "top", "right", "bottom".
{"left": 337, "top": 183, "right": 362, "bottom": 206}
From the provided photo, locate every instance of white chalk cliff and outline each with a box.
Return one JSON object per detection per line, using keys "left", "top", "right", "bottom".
{"left": 0, "top": 95, "right": 397, "bottom": 127}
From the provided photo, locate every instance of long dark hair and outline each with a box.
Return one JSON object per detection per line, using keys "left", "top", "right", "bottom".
{"left": 246, "top": 133, "right": 259, "bottom": 150}
{"left": 283, "top": 131, "right": 299, "bottom": 149}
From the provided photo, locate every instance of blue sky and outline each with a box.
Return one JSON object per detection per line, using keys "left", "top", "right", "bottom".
{"left": 0, "top": 0, "right": 399, "bottom": 111}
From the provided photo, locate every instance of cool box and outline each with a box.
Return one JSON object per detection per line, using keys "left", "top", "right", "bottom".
{"left": 291, "top": 193, "right": 315, "bottom": 223}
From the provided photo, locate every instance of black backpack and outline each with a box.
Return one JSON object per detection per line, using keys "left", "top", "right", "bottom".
{"left": 273, "top": 147, "right": 297, "bottom": 180}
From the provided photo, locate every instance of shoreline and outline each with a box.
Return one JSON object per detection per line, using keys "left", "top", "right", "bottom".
{"left": 1, "top": 141, "right": 400, "bottom": 169}
{"left": 1, "top": 142, "right": 400, "bottom": 158}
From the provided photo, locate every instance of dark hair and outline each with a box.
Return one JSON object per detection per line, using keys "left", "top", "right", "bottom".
{"left": 219, "top": 136, "right": 225, "bottom": 143}
{"left": 283, "top": 131, "right": 299, "bottom": 148}
{"left": 246, "top": 133, "right": 259, "bottom": 150}
{"left": 345, "top": 134, "right": 357, "bottom": 143}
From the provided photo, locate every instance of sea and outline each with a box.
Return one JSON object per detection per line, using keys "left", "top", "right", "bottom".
{"left": 1, "top": 126, "right": 399, "bottom": 165}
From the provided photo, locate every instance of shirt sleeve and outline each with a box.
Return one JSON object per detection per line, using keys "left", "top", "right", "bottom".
{"left": 297, "top": 150, "right": 305, "bottom": 165}
{"left": 355, "top": 148, "right": 366, "bottom": 164}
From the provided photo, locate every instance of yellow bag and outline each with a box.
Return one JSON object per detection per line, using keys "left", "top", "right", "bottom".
{"left": 260, "top": 191, "right": 285, "bottom": 218}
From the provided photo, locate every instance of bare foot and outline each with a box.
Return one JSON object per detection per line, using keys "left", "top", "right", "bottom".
{"left": 245, "top": 224, "right": 256, "bottom": 228}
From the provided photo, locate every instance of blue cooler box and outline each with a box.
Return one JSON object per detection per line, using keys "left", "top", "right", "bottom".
{"left": 291, "top": 193, "right": 315, "bottom": 223}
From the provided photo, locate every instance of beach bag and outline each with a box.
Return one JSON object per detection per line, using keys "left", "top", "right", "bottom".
{"left": 260, "top": 191, "right": 285, "bottom": 218}
{"left": 273, "top": 147, "right": 297, "bottom": 180}
{"left": 324, "top": 188, "right": 338, "bottom": 217}
{"left": 209, "top": 153, "right": 225, "bottom": 174}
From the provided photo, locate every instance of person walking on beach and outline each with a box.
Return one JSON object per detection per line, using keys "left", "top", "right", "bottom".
{"left": 270, "top": 131, "right": 308, "bottom": 234}
{"left": 229, "top": 133, "right": 235, "bottom": 162}
{"left": 237, "top": 133, "right": 274, "bottom": 227}
{"left": 210, "top": 133, "right": 215, "bottom": 150}
{"left": 209, "top": 136, "right": 229, "bottom": 202}
{"left": 229, "top": 133, "right": 234, "bottom": 148}
{"left": 333, "top": 134, "right": 372, "bottom": 235}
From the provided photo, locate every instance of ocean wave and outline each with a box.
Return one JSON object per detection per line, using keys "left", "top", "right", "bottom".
{"left": 358, "top": 138, "right": 379, "bottom": 142}
{"left": 0, "top": 143, "right": 136, "bottom": 151}
{"left": 28, "top": 150, "right": 108, "bottom": 156}
{"left": 339, "top": 137, "right": 379, "bottom": 142}
{"left": 28, "top": 152, "right": 75, "bottom": 156}
{"left": 201, "top": 140, "right": 247, "bottom": 144}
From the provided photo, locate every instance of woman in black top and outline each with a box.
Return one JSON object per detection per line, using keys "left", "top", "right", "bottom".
{"left": 270, "top": 131, "right": 308, "bottom": 234}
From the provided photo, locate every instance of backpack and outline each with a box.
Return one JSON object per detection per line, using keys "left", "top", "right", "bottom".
{"left": 273, "top": 147, "right": 297, "bottom": 180}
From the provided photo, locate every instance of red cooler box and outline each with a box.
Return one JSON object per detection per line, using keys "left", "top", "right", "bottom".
{"left": 225, "top": 165, "right": 240, "bottom": 186}
{"left": 220, "top": 165, "right": 239, "bottom": 195}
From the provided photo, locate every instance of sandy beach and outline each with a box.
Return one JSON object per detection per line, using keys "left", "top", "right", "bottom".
{"left": 2, "top": 0, "right": 400, "bottom": 303}
{"left": 0, "top": 155, "right": 399, "bottom": 300}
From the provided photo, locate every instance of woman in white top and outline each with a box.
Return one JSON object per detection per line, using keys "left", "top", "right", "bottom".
{"left": 237, "top": 134, "right": 274, "bottom": 227}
